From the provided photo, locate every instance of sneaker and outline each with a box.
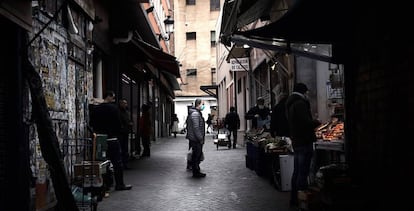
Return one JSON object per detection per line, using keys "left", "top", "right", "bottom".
{"left": 192, "top": 172, "right": 206, "bottom": 178}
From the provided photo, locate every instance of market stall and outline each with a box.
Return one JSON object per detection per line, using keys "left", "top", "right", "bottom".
{"left": 244, "top": 129, "right": 293, "bottom": 191}
{"left": 314, "top": 118, "right": 345, "bottom": 169}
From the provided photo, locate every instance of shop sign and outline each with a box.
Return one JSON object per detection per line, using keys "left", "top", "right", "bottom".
{"left": 230, "top": 57, "right": 249, "bottom": 71}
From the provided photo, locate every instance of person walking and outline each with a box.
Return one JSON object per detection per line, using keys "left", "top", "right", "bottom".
{"left": 119, "top": 99, "right": 133, "bottom": 169}
{"left": 139, "top": 103, "right": 152, "bottom": 157}
{"left": 245, "top": 97, "right": 271, "bottom": 130}
{"left": 286, "top": 83, "right": 320, "bottom": 206}
{"left": 270, "top": 93, "right": 290, "bottom": 138}
{"left": 206, "top": 113, "right": 213, "bottom": 133}
{"left": 224, "top": 106, "right": 240, "bottom": 149}
{"left": 171, "top": 113, "right": 179, "bottom": 138}
{"left": 185, "top": 99, "right": 206, "bottom": 178}
{"left": 90, "top": 90, "right": 132, "bottom": 191}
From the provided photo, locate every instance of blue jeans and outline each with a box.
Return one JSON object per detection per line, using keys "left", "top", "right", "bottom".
{"left": 290, "top": 143, "right": 313, "bottom": 204}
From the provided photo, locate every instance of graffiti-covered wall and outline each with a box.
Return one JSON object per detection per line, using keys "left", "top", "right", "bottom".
{"left": 28, "top": 4, "right": 93, "bottom": 210}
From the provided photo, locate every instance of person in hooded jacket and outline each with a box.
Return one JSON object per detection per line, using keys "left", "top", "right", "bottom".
{"left": 185, "top": 99, "right": 206, "bottom": 178}
{"left": 286, "top": 83, "right": 321, "bottom": 207}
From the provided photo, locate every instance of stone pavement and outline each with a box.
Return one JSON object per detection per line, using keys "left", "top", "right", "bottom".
{"left": 97, "top": 133, "right": 294, "bottom": 211}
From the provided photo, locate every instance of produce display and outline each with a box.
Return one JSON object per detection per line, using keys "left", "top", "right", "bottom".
{"left": 315, "top": 118, "right": 344, "bottom": 141}
{"left": 245, "top": 129, "right": 291, "bottom": 153}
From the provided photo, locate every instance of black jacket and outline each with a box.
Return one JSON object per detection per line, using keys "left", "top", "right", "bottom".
{"left": 286, "top": 93, "right": 320, "bottom": 148}
{"left": 270, "top": 97, "right": 290, "bottom": 137}
{"left": 90, "top": 103, "right": 121, "bottom": 138}
{"left": 245, "top": 106, "right": 270, "bottom": 129}
{"left": 224, "top": 111, "right": 240, "bottom": 130}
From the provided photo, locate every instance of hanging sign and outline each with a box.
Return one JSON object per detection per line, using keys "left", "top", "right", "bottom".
{"left": 230, "top": 57, "right": 250, "bottom": 71}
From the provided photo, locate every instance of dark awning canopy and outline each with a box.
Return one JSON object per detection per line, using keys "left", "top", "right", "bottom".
{"left": 235, "top": 0, "right": 347, "bottom": 45}
{"left": 220, "top": 0, "right": 277, "bottom": 46}
{"left": 225, "top": 45, "right": 250, "bottom": 62}
{"left": 0, "top": 0, "right": 32, "bottom": 31}
{"left": 132, "top": 38, "right": 180, "bottom": 77}
{"left": 220, "top": 0, "right": 348, "bottom": 63}
{"left": 110, "top": 0, "right": 158, "bottom": 47}
{"left": 200, "top": 85, "right": 218, "bottom": 99}
{"left": 161, "top": 71, "right": 181, "bottom": 91}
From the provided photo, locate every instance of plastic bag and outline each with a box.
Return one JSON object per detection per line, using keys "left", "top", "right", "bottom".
{"left": 186, "top": 150, "right": 204, "bottom": 162}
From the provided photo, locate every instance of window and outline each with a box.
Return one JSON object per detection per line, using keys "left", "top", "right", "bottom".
{"left": 186, "top": 69, "right": 197, "bottom": 76}
{"left": 186, "top": 32, "right": 196, "bottom": 40}
{"left": 186, "top": 0, "right": 196, "bottom": 5}
{"left": 211, "top": 68, "right": 217, "bottom": 85}
{"left": 210, "top": 0, "right": 220, "bottom": 11}
{"left": 210, "top": 31, "right": 216, "bottom": 47}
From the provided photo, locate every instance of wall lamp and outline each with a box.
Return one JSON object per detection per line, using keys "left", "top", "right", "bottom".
{"left": 146, "top": 6, "right": 154, "bottom": 13}
{"left": 163, "top": 16, "right": 174, "bottom": 25}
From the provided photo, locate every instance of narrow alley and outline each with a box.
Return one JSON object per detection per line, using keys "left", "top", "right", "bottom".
{"left": 98, "top": 133, "right": 292, "bottom": 211}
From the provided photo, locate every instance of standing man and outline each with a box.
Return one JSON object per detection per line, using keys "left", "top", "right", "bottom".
{"left": 139, "top": 103, "right": 152, "bottom": 157}
{"left": 185, "top": 99, "right": 206, "bottom": 178}
{"left": 90, "top": 91, "right": 132, "bottom": 191}
{"left": 224, "top": 106, "right": 240, "bottom": 149}
{"left": 245, "top": 97, "right": 271, "bottom": 130}
{"left": 270, "top": 93, "right": 290, "bottom": 138}
{"left": 286, "top": 83, "right": 320, "bottom": 206}
{"left": 119, "top": 99, "right": 133, "bottom": 169}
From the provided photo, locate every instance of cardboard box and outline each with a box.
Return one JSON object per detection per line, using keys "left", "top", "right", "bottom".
{"left": 74, "top": 160, "right": 109, "bottom": 178}
{"left": 298, "top": 187, "right": 322, "bottom": 210}
{"left": 279, "top": 154, "right": 294, "bottom": 191}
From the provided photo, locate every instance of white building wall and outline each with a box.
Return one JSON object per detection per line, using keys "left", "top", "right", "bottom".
{"left": 174, "top": 96, "right": 217, "bottom": 131}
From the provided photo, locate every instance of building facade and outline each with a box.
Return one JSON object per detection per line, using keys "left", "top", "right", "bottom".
{"left": 0, "top": 0, "right": 180, "bottom": 210}
{"left": 172, "top": 0, "right": 221, "bottom": 129}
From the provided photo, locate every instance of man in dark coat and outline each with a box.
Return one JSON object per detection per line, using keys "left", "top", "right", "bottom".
{"left": 286, "top": 83, "right": 320, "bottom": 206}
{"left": 224, "top": 106, "right": 240, "bottom": 148}
{"left": 90, "top": 91, "right": 132, "bottom": 191}
{"left": 185, "top": 99, "right": 206, "bottom": 178}
{"left": 270, "top": 93, "right": 290, "bottom": 137}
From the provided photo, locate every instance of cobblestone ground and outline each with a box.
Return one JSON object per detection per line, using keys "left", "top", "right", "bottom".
{"left": 97, "top": 132, "right": 294, "bottom": 211}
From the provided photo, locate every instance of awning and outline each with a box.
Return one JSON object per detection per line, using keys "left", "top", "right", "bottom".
{"left": 225, "top": 45, "right": 250, "bottom": 62}
{"left": 110, "top": 1, "right": 158, "bottom": 46}
{"left": 220, "top": 0, "right": 288, "bottom": 46}
{"left": 220, "top": 0, "right": 348, "bottom": 63}
{"left": 132, "top": 38, "right": 180, "bottom": 77}
{"left": 200, "top": 85, "right": 218, "bottom": 99}
{"left": 0, "top": 0, "right": 32, "bottom": 31}
{"left": 230, "top": 34, "right": 334, "bottom": 63}
{"left": 235, "top": 0, "right": 347, "bottom": 44}
{"left": 145, "top": 63, "right": 179, "bottom": 98}
{"left": 161, "top": 71, "right": 181, "bottom": 91}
